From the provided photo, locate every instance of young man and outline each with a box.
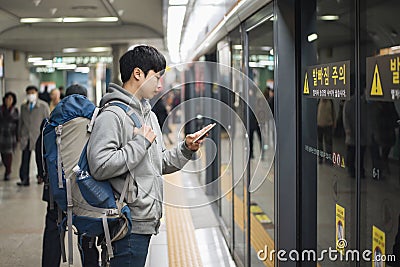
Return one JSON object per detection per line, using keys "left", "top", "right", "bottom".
{"left": 87, "top": 45, "right": 208, "bottom": 266}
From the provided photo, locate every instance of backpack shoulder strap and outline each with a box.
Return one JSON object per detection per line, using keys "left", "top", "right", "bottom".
{"left": 106, "top": 102, "right": 142, "bottom": 128}
{"left": 103, "top": 102, "right": 142, "bottom": 205}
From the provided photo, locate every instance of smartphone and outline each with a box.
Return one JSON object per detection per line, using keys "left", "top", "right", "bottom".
{"left": 192, "top": 123, "right": 216, "bottom": 143}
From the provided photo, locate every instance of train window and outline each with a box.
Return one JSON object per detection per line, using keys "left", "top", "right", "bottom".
{"left": 247, "top": 12, "right": 275, "bottom": 267}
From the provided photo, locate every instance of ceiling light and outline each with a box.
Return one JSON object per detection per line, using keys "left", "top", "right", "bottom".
{"left": 20, "top": 17, "right": 118, "bottom": 23}
{"left": 75, "top": 67, "right": 90, "bottom": 73}
{"left": 27, "top": 57, "right": 43, "bottom": 63}
{"left": 57, "top": 64, "right": 77, "bottom": 70}
{"left": 167, "top": 6, "right": 186, "bottom": 63}
{"left": 318, "top": 15, "right": 339, "bottom": 21}
{"left": 62, "top": 47, "right": 111, "bottom": 53}
{"left": 62, "top": 48, "right": 79, "bottom": 53}
{"left": 87, "top": 47, "right": 111, "bottom": 52}
{"left": 308, "top": 33, "right": 318, "bottom": 42}
{"left": 169, "top": 0, "right": 188, "bottom": 5}
{"left": 63, "top": 17, "right": 118, "bottom": 23}
{"left": 20, "top": 18, "right": 62, "bottom": 23}
{"left": 33, "top": 60, "right": 53, "bottom": 66}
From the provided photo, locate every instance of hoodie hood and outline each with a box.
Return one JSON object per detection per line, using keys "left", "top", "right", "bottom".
{"left": 100, "top": 83, "right": 152, "bottom": 116}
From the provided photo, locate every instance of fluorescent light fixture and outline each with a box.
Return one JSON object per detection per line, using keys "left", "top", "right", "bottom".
{"left": 259, "top": 60, "right": 274, "bottom": 66}
{"left": 20, "top": 17, "right": 118, "bottom": 23}
{"left": 167, "top": 6, "right": 186, "bottom": 63}
{"left": 33, "top": 60, "right": 53, "bottom": 66}
{"left": 169, "top": 0, "right": 188, "bottom": 5}
{"left": 87, "top": 47, "right": 111, "bottom": 52}
{"left": 52, "top": 62, "right": 67, "bottom": 68}
{"left": 260, "top": 46, "right": 272, "bottom": 51}
{"left": 57, "top": 64, "right": 77, "bottom": 70}
{"left": 75, "top": 67, "right": 90, "bottom": 73}
{"left": 27, "top": 57, "right": 43, "bottom": 63}
{"left": 233, "top": 45, "right": 242, "bottom": 50}
{"left": 63, "top": 17, "right": 118, "bottom": 23}
{"left": 63, "top": 48, "right": 79, "bottom": 53}
{"left": 308, "top": 33, "right": 318, "bottom": 42}
{"left": 21, "top": 18, "right": 62, "bottom": 23}
{"left": 62, "top": 47, "right": 110, "bottom": 53}
{"left": 249, "top": 62, "right": 263, "bottom": 68}
{"left": 318, "top": 15, "right": 339, "bottom": 21}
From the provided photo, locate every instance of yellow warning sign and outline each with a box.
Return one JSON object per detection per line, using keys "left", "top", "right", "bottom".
{"left": 304, "top": 72, "right": 310, "bottom": 94}
{"left": 372, "top": 225, "right": 385, "bottom": 267}
{"left": 370, "top": 64, "right": 383, "bottom": 96}
{"left": 336, "top": 204, "right": 345, "bottom": 254}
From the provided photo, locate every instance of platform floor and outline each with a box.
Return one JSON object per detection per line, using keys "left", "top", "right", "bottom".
{"left": 0, "top": 142, "right": 236, "bottom": 267}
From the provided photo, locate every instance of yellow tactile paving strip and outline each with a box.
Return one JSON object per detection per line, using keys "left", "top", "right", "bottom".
{"left": 221, "top": 164, "right": 275, "bottom": 267}
{"left": 164, "top": 172, "right": 203, "bottom": 267}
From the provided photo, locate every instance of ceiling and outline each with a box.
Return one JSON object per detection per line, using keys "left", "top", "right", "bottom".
{"left": 0, "top": 0, "right": 165, "bottom": 57}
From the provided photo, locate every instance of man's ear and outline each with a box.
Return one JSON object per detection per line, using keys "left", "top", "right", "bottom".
{"left": 132, "top": 67, "right": 142, "bottom": 81}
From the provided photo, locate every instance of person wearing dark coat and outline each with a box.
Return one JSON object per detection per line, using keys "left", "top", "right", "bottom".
{"left": 0, "top": 92, "right": 19, "bottom": 180}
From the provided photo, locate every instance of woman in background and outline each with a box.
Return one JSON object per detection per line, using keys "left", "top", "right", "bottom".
{"left": 0, "top": 92, "right": 19, "bottom": 180}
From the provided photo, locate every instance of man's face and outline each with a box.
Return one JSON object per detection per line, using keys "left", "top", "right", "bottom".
{"left": 139, "top": 70, "right": 162, "bottom": 100}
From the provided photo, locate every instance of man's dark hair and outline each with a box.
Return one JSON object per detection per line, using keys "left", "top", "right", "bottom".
{"left": 26, "top": 85, "right": 38, "bottom": 92}
{"left": 119, "top": 45, "right": 166, "bottom": 83}
{"left": 65, "top": 84, "right": 87, "bottom": 97}
{"left": 3, "top": 91, "right": 17, "bottom": 106}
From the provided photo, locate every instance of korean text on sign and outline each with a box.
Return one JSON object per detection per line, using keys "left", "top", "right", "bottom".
{"left": 331, "top": 64, "right": 346, "bottom": 85}
{"left": 390, "top": 56, "right": 400, "bottom": 84}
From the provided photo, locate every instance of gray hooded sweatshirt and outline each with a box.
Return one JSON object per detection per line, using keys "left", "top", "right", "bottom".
{"left": 87, "top": 83, "right": 194, "bottom": 234}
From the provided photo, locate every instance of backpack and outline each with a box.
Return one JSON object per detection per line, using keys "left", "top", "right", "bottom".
{"left": 43, "top": 94, "right": 141, "bottom": 265}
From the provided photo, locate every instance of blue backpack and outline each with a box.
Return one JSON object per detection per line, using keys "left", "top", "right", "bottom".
{"left": 43, "top": 94, "right": 140, "bottom": 264}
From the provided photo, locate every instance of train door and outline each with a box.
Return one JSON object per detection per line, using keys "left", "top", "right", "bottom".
{"left": 244, "top": 4, "right": 275, "bottom": 267}
{"left": 360, "top": 1, "right": 400, "bottom": 266}
{"left": 300, "top": 0, "right": 357, "bottom": 266}
{"left": 299, "top": 0, "right": 400, "bottom": 266}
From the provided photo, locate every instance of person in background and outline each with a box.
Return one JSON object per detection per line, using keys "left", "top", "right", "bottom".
{"left": 152, "top": 95, "right": 173, "bottom": 144}
{"left": 39, "top": 85, "right": 51, "bottom": 104}
{"left": 49, "top": 88, "right": 61, "bottom": 112}
{"left": 58, "top": 86, "right": 65, "bottom": 99}
{"left": 18, "top": 85, "right": 50, "bottom": 186}
{"left": 37, "top": 84, "right": 99, "bottom": 267}
{"left": 0, "top": 92, "right": 19, "bottom": 181}
{"left": 317, "top": 99, "right": 335, "bottom": 164}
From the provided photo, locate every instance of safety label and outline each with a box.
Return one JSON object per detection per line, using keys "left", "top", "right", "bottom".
{"left": 336, "top": 204, "right": 345, "bottom": 254}
{"left": 303, "top": 60, "right": 350, "bottom": 100}
{"left": 367, "top": 53, "right": 400, "bottom": 101}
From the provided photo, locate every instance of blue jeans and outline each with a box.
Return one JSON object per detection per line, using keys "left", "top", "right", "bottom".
{"left": 110, "top": 233, "right": 152, "bottom": 267}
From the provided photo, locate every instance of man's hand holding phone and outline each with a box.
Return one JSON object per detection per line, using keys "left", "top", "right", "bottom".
{"left": 185, "top": 123, "right": 216, "bottom": 151}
